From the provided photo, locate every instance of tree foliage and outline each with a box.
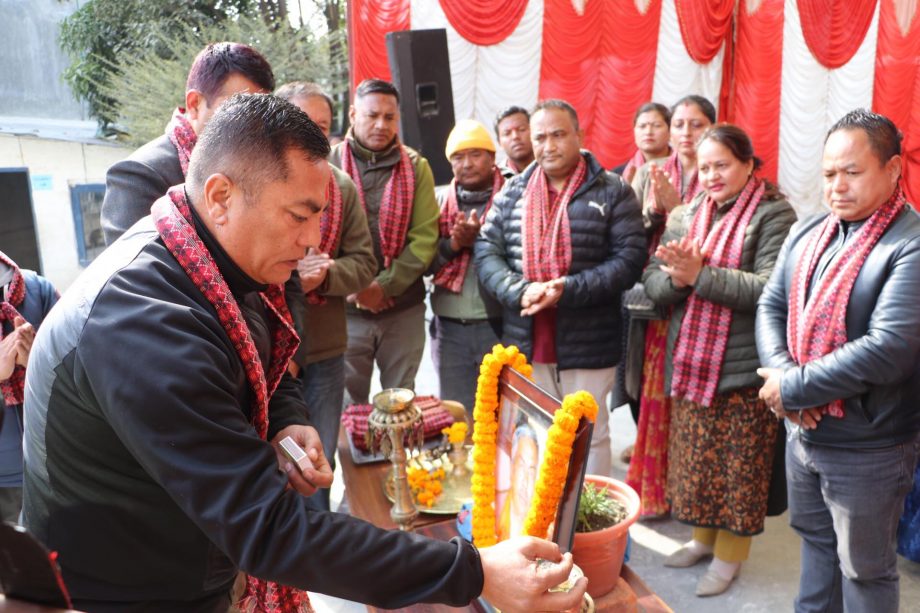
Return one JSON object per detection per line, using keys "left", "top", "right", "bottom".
{"left": 58, "top": 0, "right": 254, "bottom": 129}
{"left": 98, "top": 12, "right": 347, "bottom": 146}
{"left": 57, "top": 0, "right": 348, "bottom": 137}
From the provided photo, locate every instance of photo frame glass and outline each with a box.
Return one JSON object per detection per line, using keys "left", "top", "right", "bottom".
{"left": 493, "top": 367, "right": 593, "bottom": 552}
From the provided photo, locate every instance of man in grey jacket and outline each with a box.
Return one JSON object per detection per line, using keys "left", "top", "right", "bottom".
{"left": 756, "top": 109, "right": 920, "bottom": 613}
{"left": 100, "top": 42, "right": 274, "bottom": 245}
{"left": 99, "top": 43, "right": 310, "bottom": 370}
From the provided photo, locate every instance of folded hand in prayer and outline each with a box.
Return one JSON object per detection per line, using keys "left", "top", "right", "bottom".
{"left": 298, "top": 248, "right": 335, "bottom": 294}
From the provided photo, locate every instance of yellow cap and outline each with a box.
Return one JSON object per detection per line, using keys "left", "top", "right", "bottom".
{"left": 445, "top": 119, "right": 496, "bottom": 160}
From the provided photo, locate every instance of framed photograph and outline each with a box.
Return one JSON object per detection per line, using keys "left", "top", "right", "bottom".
{"left": 494, "top": 367, "right": 593, "bottom": 553}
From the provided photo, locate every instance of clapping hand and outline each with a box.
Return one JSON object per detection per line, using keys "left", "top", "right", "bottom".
{"left": 298, "top": 248, "right": 335, "bottom": 294}
{"left": 0, "top": 317, "right": 33, "bottom": 380}
{"left": 449, "top": 210, "right": 482, "bottom": 252}
{"left": 656, "top": 236, "right": 706, "bottom": 288}
{"left": 648, "top": 164, "right": 681, "bottom": 214}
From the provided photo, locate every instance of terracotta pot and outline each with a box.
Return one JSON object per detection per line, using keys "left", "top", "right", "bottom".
{"left": 571, "top": 475, "right": 640, "bottom": 598}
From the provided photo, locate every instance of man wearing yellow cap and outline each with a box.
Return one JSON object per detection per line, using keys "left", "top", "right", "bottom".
{"left": 428, "top": 119, "right": 505, "bottom": 414}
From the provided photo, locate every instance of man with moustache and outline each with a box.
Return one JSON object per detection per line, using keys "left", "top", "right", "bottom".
{"left": 276, "top": 81, "right": 375, "bottom": 511}
{"left": 329, "top": 79, "right": 439, "bottom": 405}
{"left": 428, "top": 119, "right": 504, "bottom": 414}
{"left": 476, "top": 100, "right": 646, "bottom": 477}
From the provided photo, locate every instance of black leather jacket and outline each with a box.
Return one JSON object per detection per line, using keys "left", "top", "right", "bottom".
{"left": 474, "top": 151, "right": 647, "bottom": 369}
{"left": 756, "top": 206, "right": 920, "bottom": 448}
{"left": 23, "top": 208, "right": 482, "bottom": 611}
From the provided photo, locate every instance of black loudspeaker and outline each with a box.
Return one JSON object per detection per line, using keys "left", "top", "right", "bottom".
{"left": 0, "top": 169, "right": 42, "bottom": 273}
{"left": 386, "top": 29, "right": 456, "bottom": 186}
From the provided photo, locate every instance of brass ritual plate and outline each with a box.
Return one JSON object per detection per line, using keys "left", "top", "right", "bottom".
{"left": 383, "top": 447, "right": 473, "bottom": 515}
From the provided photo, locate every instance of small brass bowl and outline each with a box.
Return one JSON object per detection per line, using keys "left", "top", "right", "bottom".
{"left": 372, "top": 388, "right": 416, "bottom": 414}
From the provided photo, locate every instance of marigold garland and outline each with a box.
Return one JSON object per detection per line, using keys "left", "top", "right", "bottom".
{"left": 470, "top": 344, "right": 533, "bottom": 547}
{"left": 470, "top": 345, "right": 599, "bottom": 547}
{"left": 522, "top": 390, "right": 598, "bottom": 539}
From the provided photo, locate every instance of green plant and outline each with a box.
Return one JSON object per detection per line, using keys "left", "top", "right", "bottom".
{"left": 576, "top": 482, "right": 628, "bottom": 533}
{"left": 98, "top": 14, "right": 347, "bottom": 146}
{"left": 58, "top": 0, "right": 254, "bottom": 130}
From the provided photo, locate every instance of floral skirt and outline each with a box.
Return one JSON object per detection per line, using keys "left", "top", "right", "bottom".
{"left": 626, "top": 319, "right": 671, "bottom": 517}
{"left": 668, "top": 386, "right": 778, "bottom": 536}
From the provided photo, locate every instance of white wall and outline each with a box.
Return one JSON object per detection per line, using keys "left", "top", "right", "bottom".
{"left": 0, "top": 133, "right": 129, "bottom": 291}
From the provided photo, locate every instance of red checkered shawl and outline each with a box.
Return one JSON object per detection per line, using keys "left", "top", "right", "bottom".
{"left": 522, "top": 156, "right": 588, "bottom": 282}
{"left": 165, "top": 108, "right": 197, "bottom": 177}
{"left": 670, "top": 178, "right": 765, "bottom": 407}
{"left": 301, "top": 176, "right": 344, "bottom": 306}
{"left": 340, "top": 138, "right": 415, "bottom": 268}
{"left": 621, "top": 149, "right": 647, "bottom": 185}
{"left": 433, "top": 168, "right": 504, "bottom": 293}
{"left": 787, "top": 185, "right": 907, "bottom": 419}
{"left": 0, "top": 251, "right": 26, "bottom": 406}
{"left": 151, "top": 188, "right": 311, "bottom": 613}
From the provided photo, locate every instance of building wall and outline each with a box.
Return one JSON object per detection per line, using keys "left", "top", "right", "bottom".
{"left": 0, "top": 133, "right": 129, "bottom": 291}
{"left": 0, "top": 0, "right": 85, "bottom": 120}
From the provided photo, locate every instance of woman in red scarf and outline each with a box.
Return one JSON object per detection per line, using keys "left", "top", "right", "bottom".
{"left": 642, "top": 124, "right": 796, "bottom": 597}
{"left": 612, "top": 102, "right": 672, "bottom": 184}
{"left": 625, "top": 96, "right": 715, "bottom": 519}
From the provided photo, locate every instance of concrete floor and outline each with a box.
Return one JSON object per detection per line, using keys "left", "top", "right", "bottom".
{"left": 309, "top": 311, "right": 920, "bottom": 612}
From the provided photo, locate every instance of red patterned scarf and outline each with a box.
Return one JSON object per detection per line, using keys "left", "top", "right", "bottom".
{"left": 521, "top": 156, "right": 588, "bottom": 282}
{"left": 432, "top": 168, "right": 504, "bottom": 293}
{"left": 670, "top": 178, "right": 765, "bottom": 406}
{"left": 152, "top": 187, "right": 299, "bottom": 437}
{"left": 787, "top": 185, "right": 907, "bottom": 419}
{"left": 340, "top": 138, "right": 415, "bottom": 268}
{"left": 662, "top": 152, "right": 702, "bottom": 204}
{"left": 151, "top": 187, "right": 311, "bottom": 613}
{"left": 302, "top": 176, "right": 344, "bottom": 306}
{"left": 621, "top": 149, "right": 647, "bottom": 184}
{"left": 0, "top": 251, "right": 26, "bottom": 406}
{"left": 165, "top": 108, "right": 197, "bottom": 177}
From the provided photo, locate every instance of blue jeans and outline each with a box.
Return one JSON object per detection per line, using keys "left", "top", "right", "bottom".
{"left": 786, "top": 430, "right": 920, "bottom": 613}
{"left": 300, "top": 354, "right": 345, "bottom": 512}
{"left": 430, "top": 316, "right": 501, "bottom": 415}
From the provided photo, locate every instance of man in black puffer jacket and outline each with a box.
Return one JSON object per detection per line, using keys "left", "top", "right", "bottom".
{"left": 475, "top": 99, "right": 646, "bottom": 477}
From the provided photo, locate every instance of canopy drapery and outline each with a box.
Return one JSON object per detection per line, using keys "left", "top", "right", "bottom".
{"left": 873, "top": 0, "right": 920, "bottom": 204}
{"left": 797, "top": 0, "right": 878, "bottom": 68}
{"left": 350, "top": 0, "right": 920, "bottom": 215}
{"left": 437, "top": 0, "right": 529, "bottom": 45}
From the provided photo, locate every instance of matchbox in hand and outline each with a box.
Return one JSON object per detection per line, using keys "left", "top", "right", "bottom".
{"left": 279, "top": 436, "right": 315, "bottom": 474}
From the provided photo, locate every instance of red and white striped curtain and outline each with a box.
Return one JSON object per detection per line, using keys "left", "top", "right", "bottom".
{"left": 349, "top": 0, "right": 920, "bottom": 214}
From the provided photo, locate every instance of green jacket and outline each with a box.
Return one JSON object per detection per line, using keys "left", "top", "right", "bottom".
{"left": 643, "top": 190, "right": 797, "bottom": 394}
{"left": 297, "top": 166, "right": 376, "bottom": 365}
{"left": 330, "top": 136, "right": 439, "bottom": 315}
